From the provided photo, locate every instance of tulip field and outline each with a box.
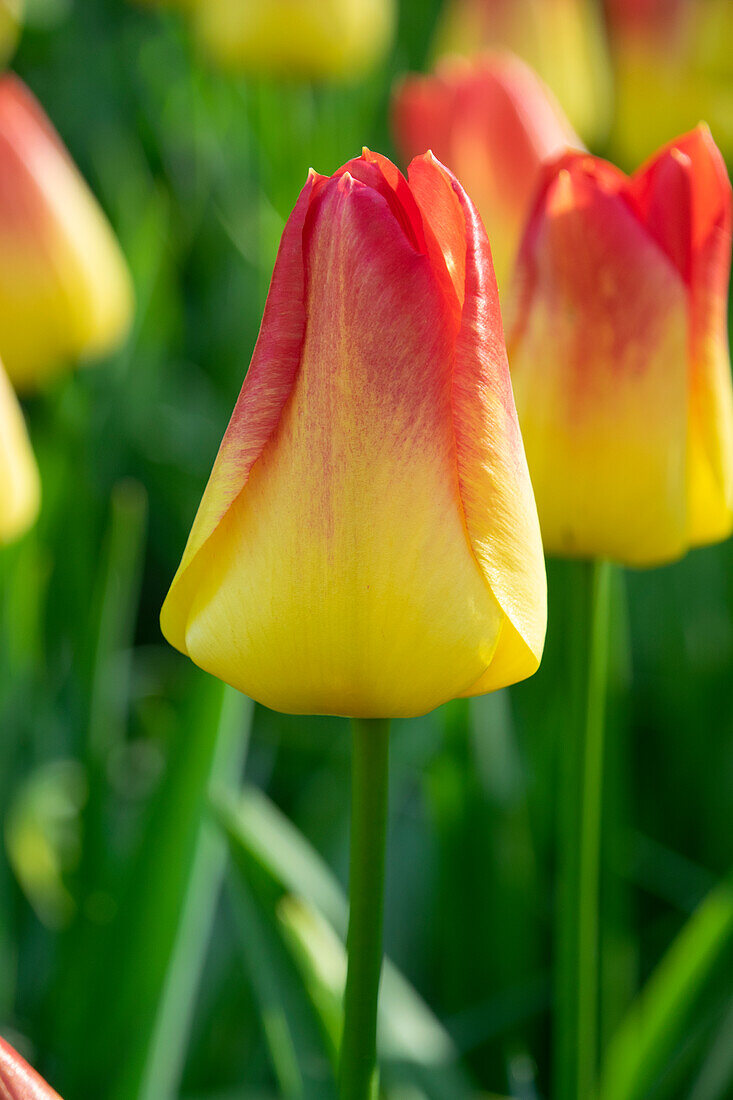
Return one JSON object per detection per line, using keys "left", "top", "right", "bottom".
{"left": 1, "top": 2, "right": 733, "bottom": 1100}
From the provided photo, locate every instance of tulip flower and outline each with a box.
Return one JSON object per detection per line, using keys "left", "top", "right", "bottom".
{"left": 432, "top": 0, "right": 612, "bottom": 145}
{"left": 605, "top": 0, "right": 733, "bottom": 165}
{"left": 162, "top": 148, "right": 546, "bottom": 719}
{"left": 393, "top": 53, "right": 582, "bottom": 293}
{"left": 0, "top": 75, "right": 134, "bottom": 392}
{"left": 506, "top": 125, "right": 733, "bottom": 565}
{"left": 162, "top": 146, "right": 545, "bottom": 1100}
{"left": 0, "top": 359, "right": 39, "bottom": 545}
{"left": 0, "top": 1036, "right": 62, "bottom": 1099}
{"left": 192, "top": 0, "right": 396, "bottom": 80}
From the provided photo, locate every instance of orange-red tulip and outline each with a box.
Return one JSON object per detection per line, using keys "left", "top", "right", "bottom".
{"left": 0, "top": 359, "right": 39, "bottom": 544}
{"left": 0, "top": 75, "right": 134, "bottom": 391}
{"left": 432, "top": 0, "right": 611, "bottom": 144}
{"left": 507, "top": 126, "right": 733, "bottom": 564}
{"left": 393, "top": 53, "right": 582, "bottom": 293}
{"left": 0, "top": 1037, "right": 62, "bottom": 1099}
{"left": 162, "top": 149, "right": 546, "bottom": 717}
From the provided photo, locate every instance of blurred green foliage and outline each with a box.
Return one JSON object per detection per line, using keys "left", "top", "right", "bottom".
{"left": 1, "top": 1, "right": 732, "bottom": 1098}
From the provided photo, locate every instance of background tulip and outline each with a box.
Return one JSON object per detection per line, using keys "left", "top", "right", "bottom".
{"left": 605, "top": 0, "right": 733, "bottom": 165}
{"left": 431, "top": 0, "right": 612, "bottom": 145}
{"left": 0, "top": 75, "right": 133, "bottom": 391}
{"left": 393, "top": 53, "right": 582, "bottom": 294}
{"left": 162, "top": 149, "right": 546, "bottom": 720}
{"left": 192, "top": 0, "right": 396, "bottom": 80}
{"left": 0, "top": 0, "right": 21, "bottom": 66}
{"left": 0, "top": 359, "right": 39, "bottom": 544}
{"left": 0, "top": 1037, "right": 62, "bottom": 1098}
{"left": 507, "top": 125, "right": 733, "bottom": 565}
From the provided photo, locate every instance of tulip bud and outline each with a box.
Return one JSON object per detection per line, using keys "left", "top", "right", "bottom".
{"left": 507, "top": 126, "right": 733, "bottom": 564}
{"left": 0, "top": 360, "right": 39, "bottom": 544}
{"left": 0, "top": 75, "right": 134, "bottom": 392}
{"left": 193, "top": 0, "right": 396, "bottom": 80}
{"left": 0, "top": 1037, "right": 62, "bottom": 1099}
{"left": 162, "top": 150, "right": 546, "bottom": 717}
{"left": 393, "top": 53, "right": 582, "bottom": 293}
{"left": 432, "top": 0, "right": 612, "bottom": 145}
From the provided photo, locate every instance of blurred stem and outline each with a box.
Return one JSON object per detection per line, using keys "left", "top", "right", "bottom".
{"left": 338, "top": 717, "right": 390, "bottom": 1100}
{"left": 556, "top": 560, "right": 613, "bottom": 1100}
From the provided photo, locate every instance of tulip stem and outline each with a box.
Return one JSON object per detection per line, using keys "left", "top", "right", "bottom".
{"left": 556, "top": 559, "right": 613, "bottom": 1100}
{"left": 338, "top": 717, "right": 390, "bottom": 1100}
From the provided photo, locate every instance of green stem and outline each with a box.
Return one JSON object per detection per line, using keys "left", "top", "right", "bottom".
{"left": 555, "top": 559, "right": 613, "bottom": 1100}
{"left": 338, "top": 717, "right": 390, "bottom": 1100}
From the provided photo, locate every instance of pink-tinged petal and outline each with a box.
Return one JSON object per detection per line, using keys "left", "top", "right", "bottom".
{"left": 393, "top": 54, "right": 582, "bottom": 291}
{"left": 625, "top": 143, "right": 693, "bottom": 281}
{"left": 626, "top": 126, "right": 733, "bottom": 543}
{"left": 0, "top": 1037, "right": 62, "bottom": 1099}
{"left": 160, "top": 169, "right": 323, "bottom": 653}
{"left": 336, "top": 148, "right": 428, "bottom": 253}
{"left": 409, "top": 151, "right": 546, "bottom": 690}
{"left": 392, "top": 65, "right": 462, "bottom": 169}
{"left": 508, "top": 155, "right": 691, "bottom": 564}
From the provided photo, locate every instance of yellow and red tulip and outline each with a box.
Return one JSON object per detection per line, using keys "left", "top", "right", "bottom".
{"left": 432, "top": 0, "right": 612, "bottom": 145}
{"left": 0, "top": 75, "right": 134, "bottom": 392}
{"left": 0, "top": 1036, "right": 62, "bottom": 1099}
{"left": 0, "top": 359, "right": 39, "bottom": 544}
{"left": 392, "top": 53, "right": 582, "bottom": 293}
{"left": 506, "top": 125, "right": 733, "bottom": 565}
{"left": 162, "top": 149, "right": 546, "bottom": 717}
{"left": 193, "top": 0, "right": 396, "bottom": 80}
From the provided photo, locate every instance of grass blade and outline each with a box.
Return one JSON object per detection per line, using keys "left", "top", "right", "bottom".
{"left": 215, "top": 785, "right": 475, "bottom": 1099}
{"left": 599, "top": 876, "right": 733, "bottom": 1100}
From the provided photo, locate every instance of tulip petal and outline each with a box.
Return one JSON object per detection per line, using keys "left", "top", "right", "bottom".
{"left": 629, "top": 127, "right": 733, "bottom": 545}
{"left": 161, "top": 170, "right": 322, "bottom": 654}
{"left": 0, "top": 1037, "right": 62, "bottom": 1099}
{"left": 408, "top": 152, "right": 546, "bottom": 690}
{"left": 0, "top": 76, "right": 133, "bottom": 390}
{"left": 508, "top": 154, "right": 690, "bottom": 565}
{"left": 393, "top": 55, "right": 582, "bottom": 292}
{"left": 0, "top": 361, "right": 39, "bottom": 544}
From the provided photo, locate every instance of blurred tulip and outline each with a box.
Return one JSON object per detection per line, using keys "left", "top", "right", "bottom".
{"left": 432, "top": 0, "right": 612, "bottom": 145}
{"left": 507, "top": 126, "right": 733, "bottom": 564}
{"left": 193, "top": 0, "right": 396, "bottom": 80}
{"left": 0, "top": 75, "right": 134, "bottom": 392}
{"left": 0, "top": 360, "right": 39, "bottom": 544}
{"left": 0, "top": 0, "right": 21, "bottom": 66}
{"left": 0, "top": 1037, "right": 62, "bottom": 1098}
{"left": 162, "top": 149, "right": 546, "bottom": 717}
{"left": 605, "top": 0, "right": 733, "bottom": 164}
{"left": 393, "top": 53, "right": 582, "bottom": 293}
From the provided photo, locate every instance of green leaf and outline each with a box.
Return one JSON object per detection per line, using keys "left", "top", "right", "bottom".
{"left": 58, "top": 680, "right": 252, "bottom": 1100}
{"left": 599, "top": 876, "right": 733, "bottom": 1100}
{"left": 215, "top": 785, "right": 475, "bottom": 1099}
